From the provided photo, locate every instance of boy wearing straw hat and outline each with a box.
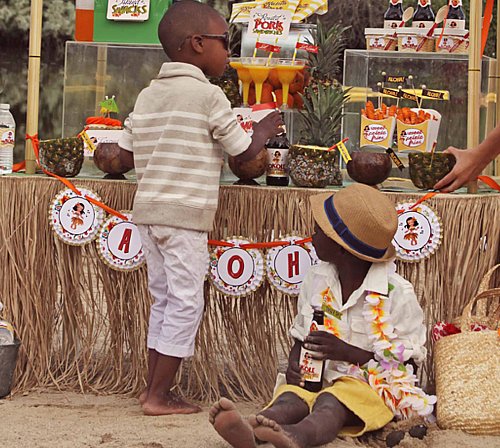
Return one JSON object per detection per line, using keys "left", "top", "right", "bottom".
{"left": 210, "top": 184, "right": 427, "bottom": 448}
{"left": 117, "top": 0, "right": 283, "bottom": 416}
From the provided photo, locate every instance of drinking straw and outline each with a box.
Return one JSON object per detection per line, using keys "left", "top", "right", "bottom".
{"left": 267, "top": 37, "right": 279, "bottom": 66}
{"left": 292, "top": 33, "right": 302, "bottom": 62}
{"left": 253, "top": 34, "right": 260, "bottom": 58}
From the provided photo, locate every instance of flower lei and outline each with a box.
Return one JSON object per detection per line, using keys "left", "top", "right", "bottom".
{"left": 344, "top": 292, "right": 436, "bottom": 420}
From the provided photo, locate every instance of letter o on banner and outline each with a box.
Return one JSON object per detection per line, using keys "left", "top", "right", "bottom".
{"left": 266, "top": 236, "right": 318, "bottom": 295}
{"left": 209, "top": 238, "right": 264, "bottom": 297}
{"left": 97, "top": 211, "right": 145, "bottom": 271}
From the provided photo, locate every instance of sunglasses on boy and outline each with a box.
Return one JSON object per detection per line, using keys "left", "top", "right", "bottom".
{"left": 178, "top": 32, "right": 229, "bottom": 51}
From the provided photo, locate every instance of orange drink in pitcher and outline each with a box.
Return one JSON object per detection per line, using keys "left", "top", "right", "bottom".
{"left": 272, "top": 59, "right": 307, "bottom": 108}
{"left": 242, "top": 58, "right": 272, "bottom": 105}
{"left": 229, "top": 58, "right": 253, "bottom": 107}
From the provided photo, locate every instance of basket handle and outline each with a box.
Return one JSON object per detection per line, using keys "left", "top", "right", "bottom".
{"left": 478, "top": 264, "right": 500, "bottom": 294}
{"left": 460, "top": 289, "right": 500, "bottom": 332}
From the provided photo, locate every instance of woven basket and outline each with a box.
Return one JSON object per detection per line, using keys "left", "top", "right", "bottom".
{"left": 435, "top": 265, "right": 500, "bottom": 435}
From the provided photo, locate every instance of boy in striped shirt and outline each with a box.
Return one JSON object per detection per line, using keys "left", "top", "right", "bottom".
{"left": 118, "top": 0, "right": 283, "bottom": 416}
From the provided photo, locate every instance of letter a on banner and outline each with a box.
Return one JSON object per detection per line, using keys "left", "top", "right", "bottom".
{"left": 266, "top": 236, "right": 318, "bottom": 295}
{"left": 209, "top": 238, "right": 264, "bottom": 297}
{"left": 97, "top": 211, "right": 145, "bottom": 271}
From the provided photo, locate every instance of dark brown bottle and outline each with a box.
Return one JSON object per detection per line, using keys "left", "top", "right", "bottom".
{"left": 266, "top": 129, "right": 290, "bottom": 187}
{"left": 446, "top": 0, "right": 465, "bottom": 29}
{"left": 413, "top": 0, "right": 435, "bottom": 28}
{"left": 299, "top": 308, "right": 325, "bottom": 393}
{"left": 384, "top": 0, "right": 403, "bottom": 29}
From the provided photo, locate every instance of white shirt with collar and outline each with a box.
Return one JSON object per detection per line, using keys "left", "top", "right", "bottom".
{"left": 279, "top": 260, "right": 427, "bottom": 388}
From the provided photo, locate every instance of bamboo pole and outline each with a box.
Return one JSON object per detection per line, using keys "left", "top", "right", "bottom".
{"left": 24, "top": 0, "right": 44, "bottom": 175}
{"left": 94, "top": 45, "right": 108, "bottom": 116}
{"left": 496, "top": 0, "right": 500, "bottom": 175}
{"left": 484, "top": 59, "right": 496, "bottom": 176}
{"left": 467, "top": 0, "right": 482, "bottom": 193}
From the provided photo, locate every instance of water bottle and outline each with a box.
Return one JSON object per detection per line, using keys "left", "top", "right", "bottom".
{"left": 0, "top": 103, "right": 15, "bottom": 175}
{"left": 0, "top": 320, "right": 14, "bottom": 345}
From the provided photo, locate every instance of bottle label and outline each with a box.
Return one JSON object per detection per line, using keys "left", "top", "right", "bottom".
{"left": 0, "top": 127, "right": 15, "bottom": 148}
{"left": 390, "top": 0, "right": 403, "bottom": 4}
{"left": 449, "top": 0, "right": 462, "bottom": 5}
{"left": 299, "top": 346, "right": 324, "bottom": 382}
{"left": 266, "top": 147, "right": 289, "bottom": 177}
{"left": 417, "top": 0, "right": 432, "bottom": 6}
{"left": 413, "top": 21, "right": 433, "bottom": 29}
{"left": 384, "top": 20, "right": 400, "bottom": 29}
{"left": 445, "top": 19, "right": 465, "bottom": 29}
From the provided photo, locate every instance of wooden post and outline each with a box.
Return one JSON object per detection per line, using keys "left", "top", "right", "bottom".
{"left": 484, "top": 59, "right": 497, "bottom": 176}
{"left": 95, "top": 44, "right": 108, "bottom": 116}
{"left": 467, "top": 0, "right": 482, "bottom": 193}
{"left": 24, "top": 0, "right": 44, "bottom": 175}
{"left": 496, "top": 0, "right": 500, "bottom": 175}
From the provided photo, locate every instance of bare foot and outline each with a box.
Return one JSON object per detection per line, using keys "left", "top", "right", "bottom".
{"left": 138, "top": 389, "right": 148, "bottom": 406}
{"left": 208, "top": 398, "right": 257, "bottom": 448}
{"left": 142, "top": 392, "right": 202, "bottom": 416}
{"left": 250, "top": 414, "right": 303, "bottom": 448}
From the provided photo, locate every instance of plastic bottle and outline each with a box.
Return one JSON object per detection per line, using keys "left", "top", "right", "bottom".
{"left": 413, "top": 0, "right": 435, "bottom": 28}
{"left": 266, "top": 127, "right": 290, "bottom": 187}
{"left": 0, "top": 322, "right": 14, "bottom": 345}
{"left": 446, "top": 0, "right": 465, "bottom": 29}
{"left": 299, "top": 308, "right": 325, "bottom": 392}
{"left": 0, "top": 104, "right": 15, "bottom": 175}
{"left": 384, "top": 0, "right": 404, "bottom": 29}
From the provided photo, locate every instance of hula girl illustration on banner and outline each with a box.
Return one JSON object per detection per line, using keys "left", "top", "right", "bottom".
{"left": 209, "top": 237, "right": 264, "bottom": 297}
{"left": 266, "top": 235, "right": 318, "bottom": 295}
{"left": 392, "top": 202, "right": 442, "bottom": 262}
{"left": 49, "top": 187, "right": 105, "bottom": 246}
{"left": 97, "top": 212, "right": 145, "bottom": 271}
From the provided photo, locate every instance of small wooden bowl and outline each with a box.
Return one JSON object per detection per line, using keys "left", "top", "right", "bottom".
{"left": 347, "top": 151, "right": 392, "bottom": 186}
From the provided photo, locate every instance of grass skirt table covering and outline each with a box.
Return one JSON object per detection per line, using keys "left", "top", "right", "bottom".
{"left": 1, "top": 176, "right": 499, "bottom": 403}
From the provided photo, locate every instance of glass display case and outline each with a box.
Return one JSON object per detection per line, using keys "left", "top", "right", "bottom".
{"left": 342, "top": 50, "right": 497, "bottom": 158}
{"left": 63, "top": 41, "right": 167, "bottom": 138}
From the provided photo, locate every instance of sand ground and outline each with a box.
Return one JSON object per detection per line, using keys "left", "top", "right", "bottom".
{"left": 1, "top": 390, "right": 499, "bottom": 448}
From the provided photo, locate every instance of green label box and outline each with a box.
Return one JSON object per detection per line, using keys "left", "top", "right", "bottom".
{"left": 93, "top": 0, "right": 172, "bottom": 44}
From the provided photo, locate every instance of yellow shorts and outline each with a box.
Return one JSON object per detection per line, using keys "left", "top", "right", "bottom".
{"left": 265, "top": 377, "right": 394, "bottom": 437}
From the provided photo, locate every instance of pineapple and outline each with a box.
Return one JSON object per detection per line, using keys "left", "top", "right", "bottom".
{"left": 409, "top": 153, "right": 456, "bottom": 190}
{"left": 289, "top": 22, "right": 350, "bottom": 187}
{"left": 39, "top": 137, "right": 84, "bottom": 178}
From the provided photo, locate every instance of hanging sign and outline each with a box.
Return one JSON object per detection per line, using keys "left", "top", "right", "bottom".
{"left": 248, "top": 9, "right": 293, "bottom": 38}
{"left": 266, "top": 236, "right": 318, "bottom": 295}
{"left": 97, "top": 212, "right": 145, "bottom": 271}
{"left": 49, "top": 188, "right": 105, "bottom": 246}
{"left": 107, "top": 0, "right": 150, "bottom": 21}
{"left": 392, "top": 202, "right": 442, "bottom": 262}
{"left": 209, "top": 238, "right": 264, "bottom": 297}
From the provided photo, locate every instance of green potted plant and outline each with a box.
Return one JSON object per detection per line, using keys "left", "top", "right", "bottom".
{"left": 289, "top": 22, "right": 350, "bottom": 188}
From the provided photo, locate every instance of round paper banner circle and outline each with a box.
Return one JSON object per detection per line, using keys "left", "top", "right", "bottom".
{"left": 266, "top": 236, "right": 319, "bottom": 295}
{"left": 209, "top": 238, "right": 264, "bottom": 297}
{"left": 49, "top": 187, "right": 105, "bottom": 246}
{"left": 97, "top": 212, "right": 145, "bottom": 271}
{"left": 392, "top": 202, "right": 442, "bottom": 262}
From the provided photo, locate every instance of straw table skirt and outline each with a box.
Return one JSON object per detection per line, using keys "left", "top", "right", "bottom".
{"left": 1, "top": 176, "right": 499, "bottom": 403}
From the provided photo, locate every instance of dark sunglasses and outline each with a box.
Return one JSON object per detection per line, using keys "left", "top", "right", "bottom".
{"left": 178, "top": 32, "right": 229, "bottom": 51}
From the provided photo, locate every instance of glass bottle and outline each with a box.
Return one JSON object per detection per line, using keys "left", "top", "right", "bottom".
{"left": 299, "top": 308, "right": 325, "bottom": 393}
{"left": 266, "top": 127, "right": 290, "bottom": 187}
{"left": 446, "top": 0, "right": 465, "bottom": 29}
{"left": 384, "top": 0, "right": 404, "bottom": 29}
{"left": 413, "top": 0, "right": 435, "bottom": 28}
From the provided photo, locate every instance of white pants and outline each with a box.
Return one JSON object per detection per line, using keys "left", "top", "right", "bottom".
{"left": 138, "top": 225, "right": 208, "bottom": 358}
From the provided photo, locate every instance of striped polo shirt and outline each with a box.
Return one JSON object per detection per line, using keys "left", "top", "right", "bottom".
{"left": 119, "top": 63, "right": 252, "bottom": 231}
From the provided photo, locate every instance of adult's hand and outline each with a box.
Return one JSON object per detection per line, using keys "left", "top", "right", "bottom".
{"left": 434, "top": 147, "right": 489, "bottom": 192}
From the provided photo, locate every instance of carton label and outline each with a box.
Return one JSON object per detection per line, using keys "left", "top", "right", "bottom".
{"left": 399, "top": 128, "right": 425, "bottom": 148}
{"left": 363, "top": 124, "right": 389, "bottom": 143}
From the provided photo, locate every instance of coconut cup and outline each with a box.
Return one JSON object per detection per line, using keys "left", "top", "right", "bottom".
{"left": 93, "top": 142, "right": 133, "bottom": 178}
{"left": 409, "top": 152, "right": 456, "bottom": 190}
{"left": 288, "top": 145, "right": 342, "bottom": 188}
{"left": 228, "top": 147, "right": 267, "bottom": 185}
{"left": 347, "top": 151, "right": 392, "bottom": 186}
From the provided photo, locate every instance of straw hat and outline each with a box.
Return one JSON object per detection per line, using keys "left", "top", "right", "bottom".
{"left": 310, "top": 184, "right": 397, "bottom": 263}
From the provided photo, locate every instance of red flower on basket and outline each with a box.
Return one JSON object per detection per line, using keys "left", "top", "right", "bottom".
{"left": 432, "top": 321, "right": 488, "bottom": 342}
